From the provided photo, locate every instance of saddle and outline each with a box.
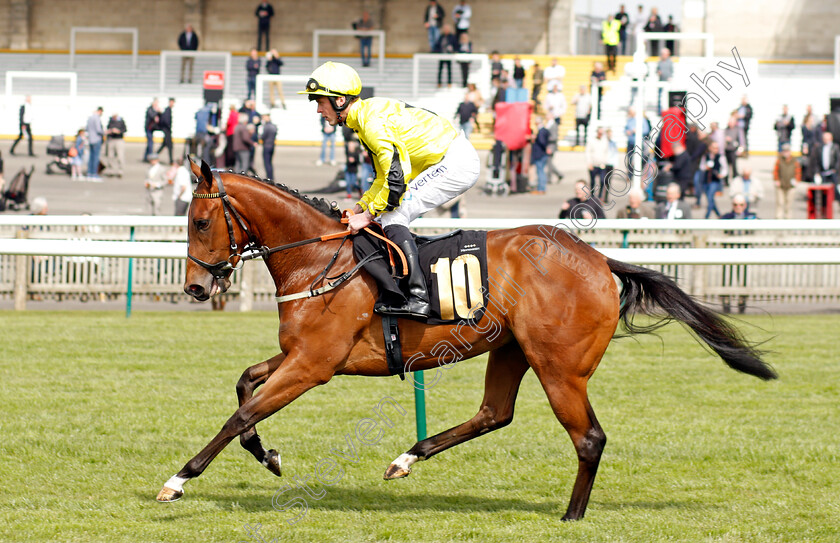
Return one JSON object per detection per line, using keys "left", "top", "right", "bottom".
{"left": 353, "top": 227, "right": 489, "bottom": 379}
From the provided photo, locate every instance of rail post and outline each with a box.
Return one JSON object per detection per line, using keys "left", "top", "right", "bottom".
{"left": 126, "top": 226, "right": 135, "bottom": 318}
{"left": 14, "top": 230, "right": 28, "bottom": 311}
{"left": 413, "top": 371, "right": 427, "bottom": 441}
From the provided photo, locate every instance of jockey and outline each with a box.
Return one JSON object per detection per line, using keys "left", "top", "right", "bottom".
{"left": 300, "top": 61, "right": 480, "bottom": 318}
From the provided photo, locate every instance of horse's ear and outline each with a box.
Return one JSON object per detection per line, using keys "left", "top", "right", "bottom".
{"left": 187, "top": 156, "right": 208, "bottom": 188}
{"left": 199, "top": 160, "right": 214, "bottom": 190}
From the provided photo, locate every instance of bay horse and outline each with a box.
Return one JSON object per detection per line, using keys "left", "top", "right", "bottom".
{"left": 156, "top": 159, "right": 776, "bottom": 520}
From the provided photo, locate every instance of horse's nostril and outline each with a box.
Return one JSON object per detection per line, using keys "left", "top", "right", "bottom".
{"left": 186, "top": 284, "right": 205, "bottom": 297}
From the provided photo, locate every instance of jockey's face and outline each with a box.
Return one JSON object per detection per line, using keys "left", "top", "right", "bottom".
{"left": 315, "top": 96, "right": 347, "bottom": 126}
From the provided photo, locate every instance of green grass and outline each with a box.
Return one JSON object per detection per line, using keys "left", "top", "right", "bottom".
{"left": 0, "top": 311, "right": 838, "bottom": 542}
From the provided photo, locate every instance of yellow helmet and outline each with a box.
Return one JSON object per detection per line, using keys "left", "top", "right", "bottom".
{"left": 298, "top": 61, "right": 362, "bottom": 101}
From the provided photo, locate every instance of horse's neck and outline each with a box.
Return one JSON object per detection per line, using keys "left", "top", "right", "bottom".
{"left": 233, "top": 181, "right": 347, "bottom": 290}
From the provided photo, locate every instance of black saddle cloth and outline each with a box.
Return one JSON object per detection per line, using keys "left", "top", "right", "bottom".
{"left": 353, "top": 229, "right": 489, "bottom": 325}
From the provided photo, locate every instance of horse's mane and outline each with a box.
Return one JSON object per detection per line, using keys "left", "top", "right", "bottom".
{"left": 226, "top": 170, "right": 343, "bottom": 221}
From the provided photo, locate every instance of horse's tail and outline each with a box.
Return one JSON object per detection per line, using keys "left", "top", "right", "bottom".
{"left": 607, "top": 258, "right": 777, "bottom": 380}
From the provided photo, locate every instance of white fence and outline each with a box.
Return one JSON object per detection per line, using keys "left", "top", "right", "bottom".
{"left": 2, "top": 217, "right": 840, "bottom": 311}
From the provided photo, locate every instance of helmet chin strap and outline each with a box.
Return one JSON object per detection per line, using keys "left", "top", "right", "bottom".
{"left": 328, "top": 95, "right": 357, "bottom": 126}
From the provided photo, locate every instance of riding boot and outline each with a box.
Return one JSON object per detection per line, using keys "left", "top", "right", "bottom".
{"left": 375, "top": 228, "right": 431, "bottom": 319}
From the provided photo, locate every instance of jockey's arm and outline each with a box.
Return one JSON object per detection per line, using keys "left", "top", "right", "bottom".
{"left": 356, "top": 127, "right": 412, "bottom": 219}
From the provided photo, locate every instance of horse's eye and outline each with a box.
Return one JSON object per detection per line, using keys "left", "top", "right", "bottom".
{"left": 194, "top": 219, "right": 210, "bottom": 231}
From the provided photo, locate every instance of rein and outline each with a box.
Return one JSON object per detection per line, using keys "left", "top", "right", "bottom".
{"left": 188, "top": 170, "right": 407, "bottom": 303}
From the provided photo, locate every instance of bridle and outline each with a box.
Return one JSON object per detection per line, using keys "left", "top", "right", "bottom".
{"left": 187, "top": 169, "right": 407, "bottom": 303}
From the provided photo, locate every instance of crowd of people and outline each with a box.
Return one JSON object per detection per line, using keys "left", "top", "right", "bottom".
{"left": 601, "top": 4, "right": 680, "bottom": 69}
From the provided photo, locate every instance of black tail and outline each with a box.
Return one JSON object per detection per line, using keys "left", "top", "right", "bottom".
{"left": 607, "top": 258, "right": 777, "bottom": 381}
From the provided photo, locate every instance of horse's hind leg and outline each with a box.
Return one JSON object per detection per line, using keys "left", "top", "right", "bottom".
{"left": 236, "top": 353, "right": 285, "bottom": 476}
{"left": 525, "top": 345, "right": 608, "bottom": 521}
{"left": 384, "top": 341, "right": 529, "bottom": 479}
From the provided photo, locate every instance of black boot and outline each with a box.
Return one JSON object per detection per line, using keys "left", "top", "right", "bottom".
{"left": 374, "top": 235, "right": 431, "bottom": 319}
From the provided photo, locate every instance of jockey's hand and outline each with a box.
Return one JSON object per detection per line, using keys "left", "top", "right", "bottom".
{"left": 347, "top": 209, "right": 373, "bottom": 234}
{"left": 352, "top": 203, "right": 364, "bottom": 215}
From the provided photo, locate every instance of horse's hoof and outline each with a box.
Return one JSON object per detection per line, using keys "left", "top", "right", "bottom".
{"left": 156, "top": 486, "right": 184, "bottom": 502}
{"left": 383, "top": 463, "right": 411, "bottom": 480}
{"left": 263, "top": 449, "right": 282, "bottom": 477}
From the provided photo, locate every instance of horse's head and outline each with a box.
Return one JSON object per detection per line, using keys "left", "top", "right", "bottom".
{"left": 184, "top": 158, "right": 248, "bottom": 301}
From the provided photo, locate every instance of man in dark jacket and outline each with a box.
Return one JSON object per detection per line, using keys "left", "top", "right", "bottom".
{"left": 559, "top": 180, "right": 606, "bottom": 220}
{"left": 106, "top": 113, "right": 127, "bottom": 177}
{"left": 144, "top": 99, "right": 160, "bottom": 162}
{"left": 246, "top": 48, "right": 261, "bottom": 101}
{"left": 667, "top": 142, "right": 697, "bottom": 197}
{"left": 156, "top": 98, "right": 175, "bottom": 164}
{"left": 177, "top": 24, "right": 199, "bottom": 84}
{"left": 812, "top": 131, "right": 840, "bottom": 205}
{"left": 260, "top": 114, "right": 277, "bottom": 180}
{"left": 255, "top": 2, "right": 274, "bottom": 51}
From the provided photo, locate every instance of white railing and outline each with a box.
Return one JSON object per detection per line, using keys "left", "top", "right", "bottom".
{"left": 312, "top": 29, "right": 386, "bottom": 74}
{"left": 3, "top": 217, "right": 840, "bottom": 312}
{"left": 70, "top": 27, "right": 138, "bottom": 69}
{"left": 254, "top": 74, "right": 309, "bottom": 110}
{"left": 411, "top": 53, "right": 490, "bottom": 99}
{"left": 159, "top": 51, "right": 232, "bottom": 95}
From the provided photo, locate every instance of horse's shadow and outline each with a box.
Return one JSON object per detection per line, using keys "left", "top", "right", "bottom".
{"left": 186, "top": 484, "right": 717, "bottom": 515}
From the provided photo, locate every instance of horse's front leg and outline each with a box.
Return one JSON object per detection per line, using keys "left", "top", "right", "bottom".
{"left": 236, "top": 353, "right": 286, "bottom": 477}
{"left": 156, "top": 353, "right": 334, "bottom": 502}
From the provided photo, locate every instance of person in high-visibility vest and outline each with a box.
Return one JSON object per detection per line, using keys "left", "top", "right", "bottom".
{"left": 601, "top": 14, "right": 621, "bottom": 73}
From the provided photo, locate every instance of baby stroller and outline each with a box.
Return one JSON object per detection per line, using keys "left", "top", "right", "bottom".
{"left": 483, "top": 140, "right": 509, "bottom": 196}
{"left": 0, "top": 166, "right": 33, "bottom": 211}
{"left": 46, "top": 135, "right": 72, "bottom": 175}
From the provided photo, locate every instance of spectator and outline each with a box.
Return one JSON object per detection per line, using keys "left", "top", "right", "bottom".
{"left": 665, "top": 142, "right": 696, "bottom": 197}
{"left": 246, "top": 48, "right": 261, "bottom": 101}
{"left": 171, "top": 158, "right": 192, "bottom": 216}
{"left": 624, "top": 106, "right": 650, "bottom": 151}
{"left": 663, "top": 15, "right": 677, "bottom": 53}
{"left": 686, "top": 123, "right": 708, "bottom": 206}
{"left": 774, "top": 105, "right": 795, "bottom": 152}
{"left": 543, "top": 85, "right": 566, "bottom": 128}
{"left": 812, "top": 131, "right": 840, "bottom": 205}
{"left": 572, "top": 85, "right": 592, "bottom": 147}
{"left": 456, "top": 32, "right": 472, "bottom": 87}
{"left": 232, "top": 115, "right": 254, "bottom": 173}
{"left": 602, "top": 14, "right": 620, "bottom": 73}
{"left": 490, "top": 50, "right": 503, "bottom": 84}
{"left": 105, "top": 112, "right": 126, "bottom": 178}
{"left": 316, "top": 115, "right": 337, "bottom": 166}
{"left": 617, "top": 187, "right": 656, "bottom": 218}
{"left": 801, "top": 111, "right": 818, "bottom": 156}
{"left": 737, "top": 95, "right": 753, "bottom": 156}
{"left": 452, "top": 0, "right": 471, "bottom": 42}
{"left": 585, "top": 126, "right": 610, "bottom": 197}
{"left": 86, "top": 107, "right": 104, "bottom": 181}
{"left": 559, "top": 179, "right": 606, "bottom": 220}
{"left": 239, "top": 101, "right": 260, "bottom": 176}
{"left": 466, "top": 82, "right": 484, "bottom": 108}
{"left": 156, "top": 98, "right": 175, "bottom": 164}
{"left": 0, "top": 151, "right": 4, "bottom": 190}
{"left": 723, "top": 114, "right": 745, "bottom": 183}
{"left": 223, "top": 105, "right": 239, "bottom": 167}
{"left": 70, "top": 129, "right": 86, "bottom": 181}
{"left": 455, "top": 93, "right": 478, "bottom": 139}
{"left": 194, "top": 102, "right": 212, "bottom": 165}
{"left": 10, "top": 95, "right": 34, "bottom": 157}
{"left": 631, "top": 4, "right": 645, "bottom": 54}
{"left": 602, "top": 128, "right": 619, "bottom": 202}
{"left": 590, "top": 61, "right": 606, "bottom": 115}
{"left": 255, "top": 1, "right": 274, "bottom": 51}
{"left": 720, "top": 193, "right": 756, "bottom": 220}
{"left": 436, "top": 24, "right": 457, "bottom": 88}
{"left": 530, "top": 62, "right": 544, "bottom": 103}
{"left": 144, "top": 98, "right": 160, "bottom": 163}
{"left": 354, "top": 11, "right": 375, "bottom": 68}
{"left": 773, "top": 143, "right": 801, "bottom": 219}
{"left": 729, "top": 165, "right": 764, "bottom": 211}
{"left": 345, "top": 139, "right": 361, "bottom": 199}
{"left": 699, "top": 140, "right": 728, "bottom": 218}
{"left": 530, "top": 116, "right": 552, "bottom": 195}
{"left": 260, "top": 113, "right": 277, "bottom": 180}
{"left": 512, "top": 57, "right": 526, "bottom": 88}
{"left": 545, "top": 116, "right": 563, "bottom": 184}
{"left": 708, "top": 121, "right": 725, "bottom": 151}
{"left": 424, "top": 0, "right": 445, "bottom": 53}
{"left": 265, "top": 49, "right": 286, "bottom": 109}
{"left": 144, "top": 153, "right": 167, "bottom": 215}
{"left": 644, "top": 8, "right": 663, "bottom": 56}
{"left": 616, "top": 4, "right": 630, "bottom": 55}
{"left": 656, "top": 182, "right": 692, "bottom": 219}
{"left": 543, "top": 58, "right": 565, "bottom": 92}
{"left": 177, "top": 24, "right": 199, "bottom": 84}
{"left": 656, "top": 48, "right": 673, "bottom": 113}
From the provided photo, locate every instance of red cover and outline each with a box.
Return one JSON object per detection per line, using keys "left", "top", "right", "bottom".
{"left": 658, "top": 106, "right": 687, "bottom": 159}
{"left": 494, "top": 102, "right": 532, "bottom": 151}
